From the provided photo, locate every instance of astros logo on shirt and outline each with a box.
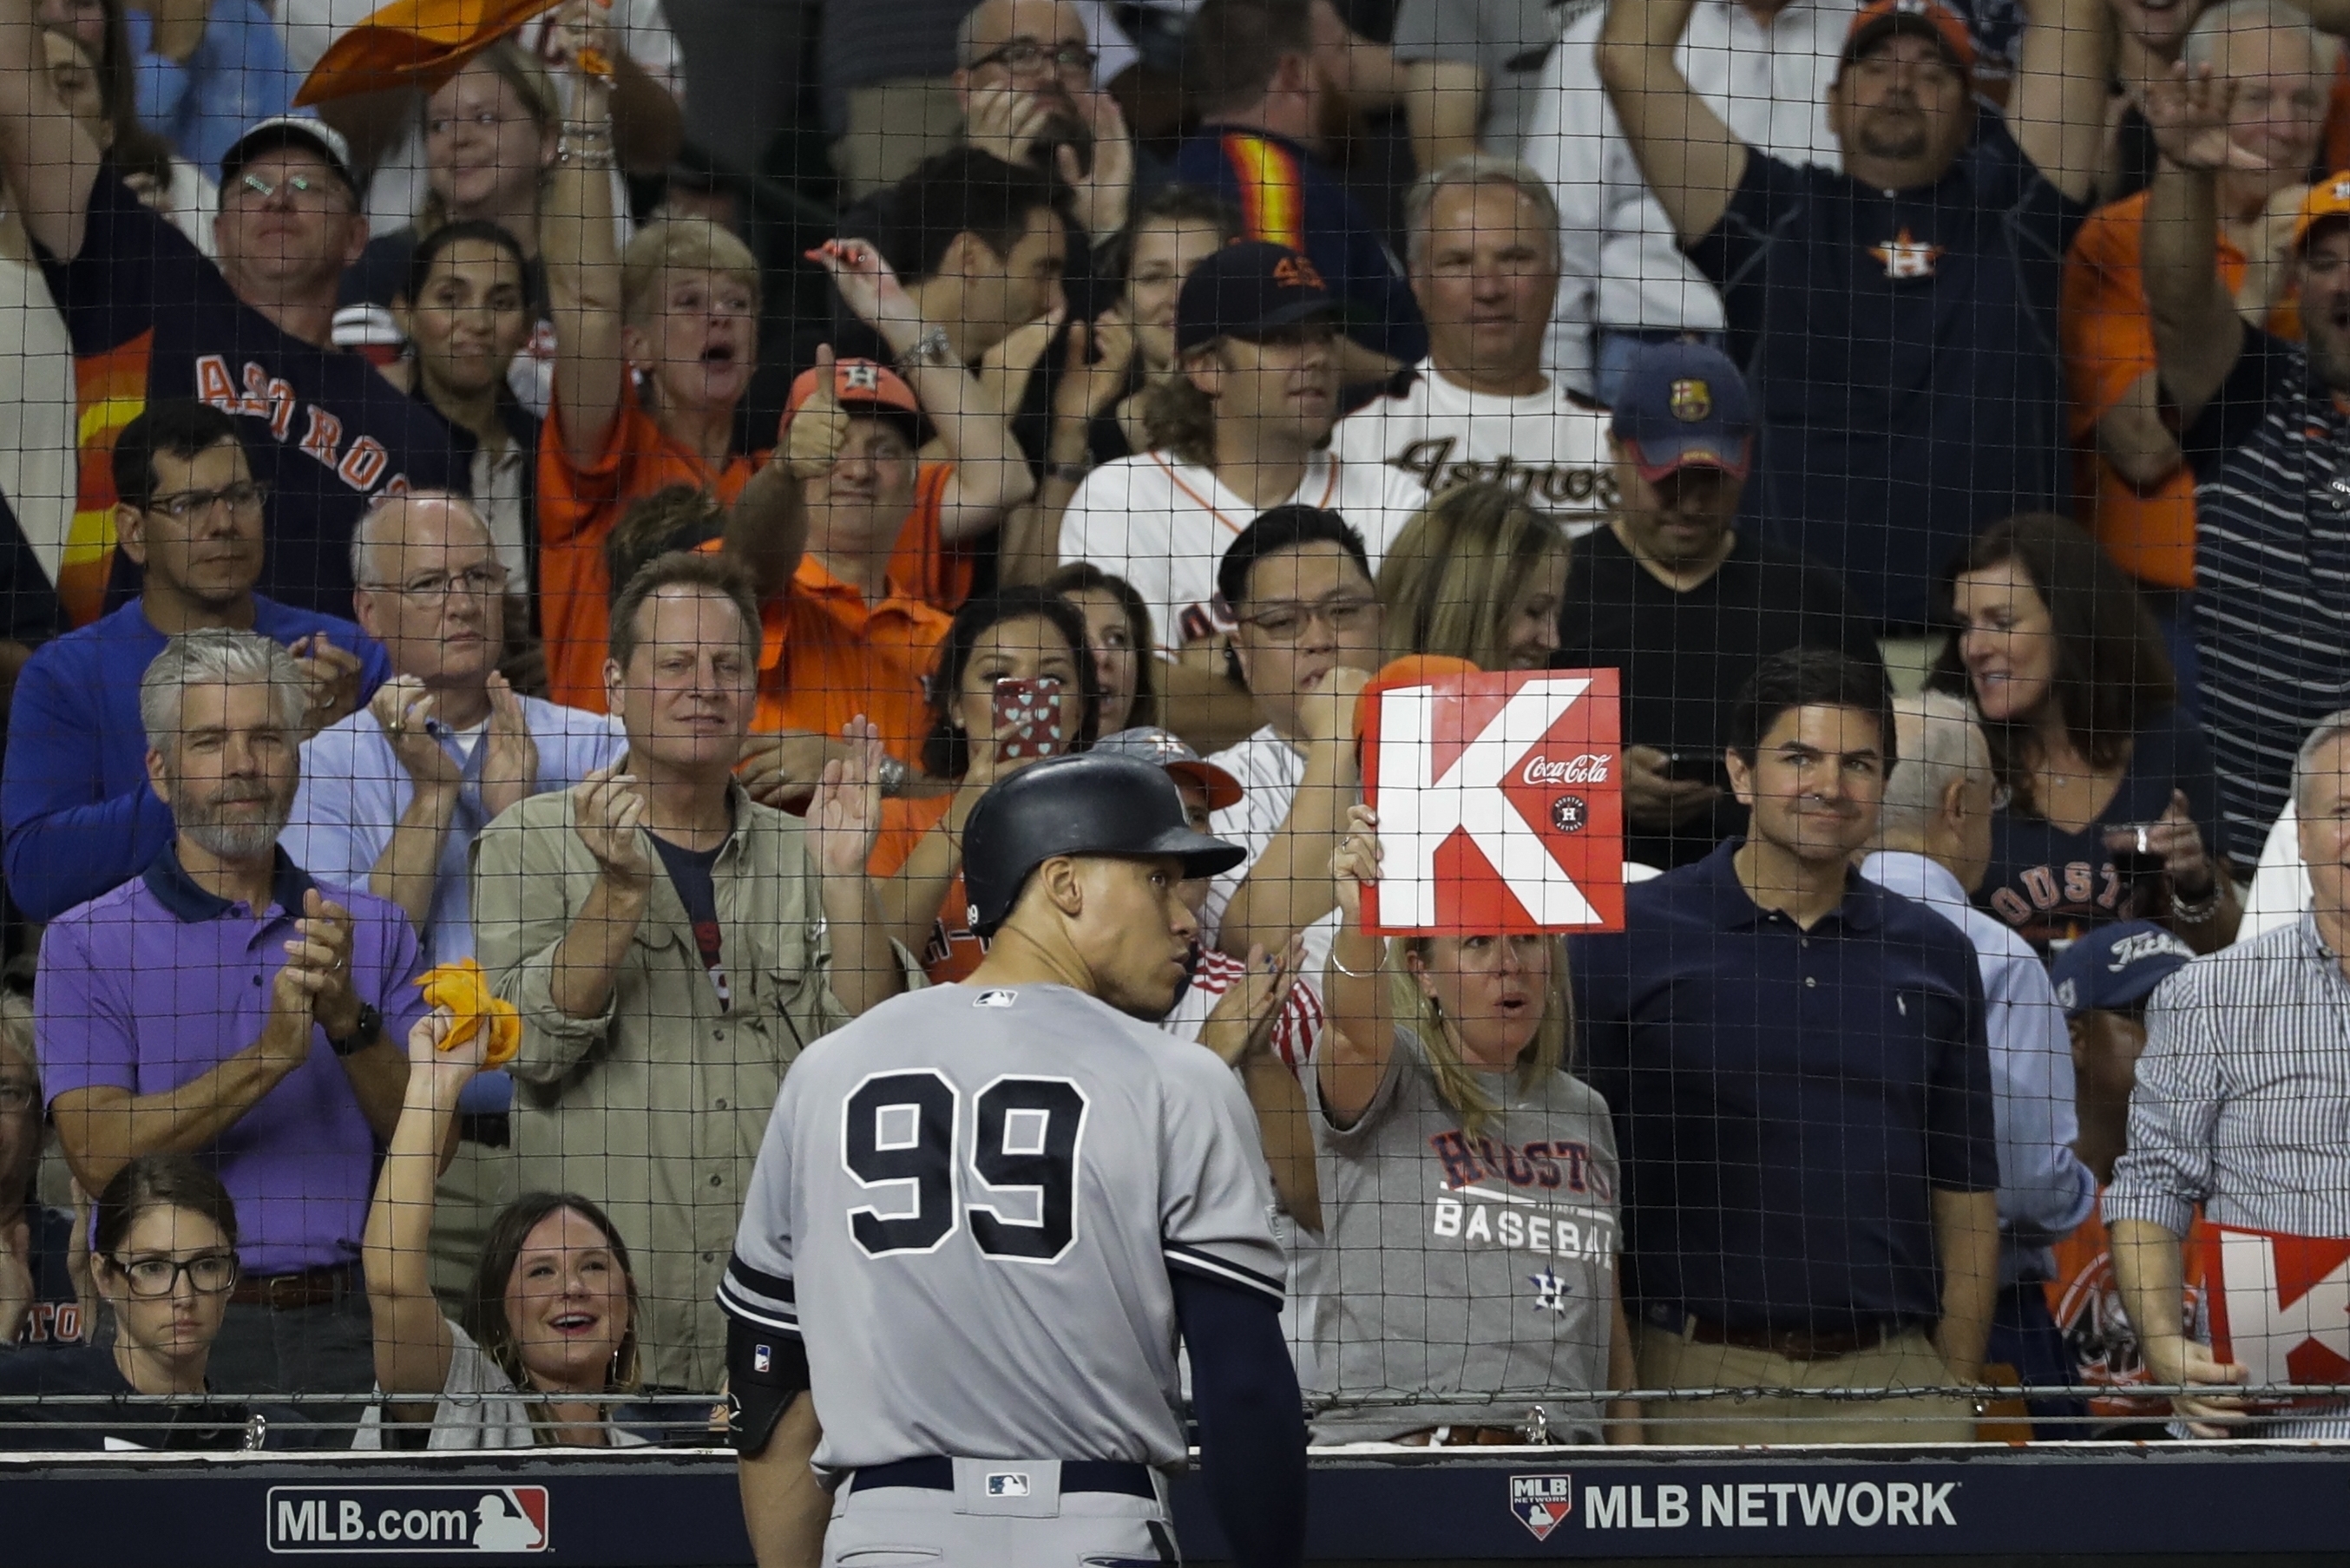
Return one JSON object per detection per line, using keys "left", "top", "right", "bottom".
{"left": 1871, "top": 228, "right": 1945, "bottom": 279}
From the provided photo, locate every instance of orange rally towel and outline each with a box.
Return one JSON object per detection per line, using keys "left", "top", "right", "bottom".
{"left": 417, "top": 958, "right": 522, "bottom": 1069}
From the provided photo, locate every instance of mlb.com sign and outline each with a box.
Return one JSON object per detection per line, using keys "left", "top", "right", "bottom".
{"left": 266, "top": 1486, "right": 548, "bottom": 1554}
{"left": 1510, "top": 1473, "right": 1959, "bottom": 1540}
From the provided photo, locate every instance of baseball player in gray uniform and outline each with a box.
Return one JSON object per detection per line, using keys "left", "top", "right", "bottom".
{"left": 720, "top": 752, "right": 1310, "bottom": 1568}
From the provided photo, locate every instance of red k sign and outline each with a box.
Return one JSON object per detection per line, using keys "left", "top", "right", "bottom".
{"left": 1360, "top": 669, "right": 1624, "bottom": 935}
{"left": 2202, "top": 1223, "right": 2350, "bottom": 1407}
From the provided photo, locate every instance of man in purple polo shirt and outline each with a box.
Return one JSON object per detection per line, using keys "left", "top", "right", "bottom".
{"left": 34, "top": 628, "right": 425, "bottom": 1398}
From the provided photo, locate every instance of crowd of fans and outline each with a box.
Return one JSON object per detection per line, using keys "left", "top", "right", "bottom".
{"left": 0, "top": 0, "right": 2344, "bottom": 1469}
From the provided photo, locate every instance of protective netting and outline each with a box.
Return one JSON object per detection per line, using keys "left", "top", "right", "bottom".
{"left": 0, "top": 0, "right": 2345, "bottom": 1479}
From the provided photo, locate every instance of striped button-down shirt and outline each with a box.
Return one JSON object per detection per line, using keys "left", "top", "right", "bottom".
{"left": 2184, "top": 331, "right": 2350, "bottom": 866}
{"left": 2105, "top": 914, "right": 2350, "bottom": 1434}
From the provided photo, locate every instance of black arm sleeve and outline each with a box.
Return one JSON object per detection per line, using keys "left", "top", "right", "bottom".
{"left": 725, "top": 1314, "right": 811, "bottom": 1459}
{"left": 1173, "top": 1269, "right": 1307, "bottom": 1568}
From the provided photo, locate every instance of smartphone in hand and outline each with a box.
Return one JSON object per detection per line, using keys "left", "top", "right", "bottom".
{"left": 992, "top": 676, "right": 1068, "bottom": 763}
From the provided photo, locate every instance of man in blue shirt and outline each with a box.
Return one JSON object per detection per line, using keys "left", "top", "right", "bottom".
{"left": 1593, "top": 0, "right": 2108, "bottom": 627}
{"left": 1574, "top": 648, "right": 2000, "bottom": 1443}
{"left": 284, "top": 490, "right": 622, "bottom": 1302}
{"left": 1173, "top": 0, "right": 1427, "bottom": 379}
{"left": 2, "top": 401, "right": 388, "bottom": 922}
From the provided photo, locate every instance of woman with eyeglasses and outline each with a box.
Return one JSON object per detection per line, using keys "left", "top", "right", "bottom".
{"left": 0, "top": 1154, "right": 314, "bottom": 1450}
{"left": 356, "top": 1008, "right": 664, "bottom": 1450}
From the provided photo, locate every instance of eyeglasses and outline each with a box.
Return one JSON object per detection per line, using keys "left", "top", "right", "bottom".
{"left": 1236, "top": 595, "right": 1380, "bottom": 642}
{"left": 426, "top": 110, "right": 528, "bottom": 138}
{"left": 227, "top": 170, "right": 352, "bottom": 210}
{"left": 375, "top": 564, "right": 511, "bottom": 600}
{"left": 968, "top": 40, "right": 1097, "bottom": 76}
{"left": 144, "top": 481, "right": 269, "bottom": 522}
{"left": 0, "top": 1081, "right": 36, "bottom": 1114}
{"left": 109, "top": 1251, "right": 240, "bottom": 1297}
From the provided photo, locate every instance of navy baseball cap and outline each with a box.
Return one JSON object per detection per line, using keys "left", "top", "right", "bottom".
{"left": 1610, "top": 341, "right": 1756, "bottom": 482}
{"left": 2051, "top": 922, "right": 2196, "bottom": 1017}
{"left": 1175, "top": 240, "right": 1340, "bottom": 355}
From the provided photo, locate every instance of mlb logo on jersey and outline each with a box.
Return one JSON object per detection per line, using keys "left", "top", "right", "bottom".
{"left": 1509, "top": 1473, "right": 1573, "bottom": 1540}
{"left": 752, "top": 1343, "right": 772, "bottom": 1374}
{"left": 987, "top": 1473, "right": 1033, "bottom": 1498}
{"left": 974, "top": 989, "right": 1019, "bottom": 1007}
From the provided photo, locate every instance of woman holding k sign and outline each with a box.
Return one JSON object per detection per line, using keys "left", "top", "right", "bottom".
{"left": 1314, "top": 804, "right": 1638, "bottom": 1447}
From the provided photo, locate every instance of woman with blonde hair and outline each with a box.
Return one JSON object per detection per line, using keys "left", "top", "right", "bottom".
{"left": 1375, "top": 479, "right": 1569, "bottom": 671}
{"left": 1310, "top": 803, "right": 1638, "bottom": 1447}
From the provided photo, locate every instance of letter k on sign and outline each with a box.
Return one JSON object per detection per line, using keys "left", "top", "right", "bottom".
{"left": 1362, "top": 669, "right": 1625, "bottom": 935}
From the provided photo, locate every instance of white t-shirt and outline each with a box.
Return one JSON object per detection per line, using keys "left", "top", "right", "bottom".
{"left": 274, "top": 0, "right": 683, "bottom": 236}
{"left": 1060, "top": 448, "right": 1427, "bottom": 653}
{"left": 1198, "top": 726, "right": 1309, "bottom": 949}
{"left": 1329, "top": 362, "right": 1616, "bottom": 535}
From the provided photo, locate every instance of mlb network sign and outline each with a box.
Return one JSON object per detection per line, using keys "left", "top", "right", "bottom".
{"left": 1510, "top": 1473, "right": 1959, "bottom": 1541}
{"left": 1362, "top": 670, "right": 1623, "bottom": 935}
{"left": 266, "top": 1486, "right": 549, "bottom": 1554}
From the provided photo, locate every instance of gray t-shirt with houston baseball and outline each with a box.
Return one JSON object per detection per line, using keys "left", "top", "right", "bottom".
{"left": 1306, "top": 1028, "right": 1619, "bottom": 1442}
{"left": 719, "top": 981, "right": 1287, "bottom": 1472}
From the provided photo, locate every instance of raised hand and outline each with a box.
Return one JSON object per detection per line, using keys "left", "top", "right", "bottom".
{"left": 786, "top": 343, "right": 853, "bottom": 479}
{"left": 404, "top": 1005, "right": 482, "bottom": 1104}
{"left": 1060, "top": 89, "right": 1134, "bottom": 242}
{"left": 292, "top": 888, "right": 364, "bottom": 1040}
{"left": 1329, "top": 802, "right": 1382, "bottom": 926}
{"left": 965, "top": 82, "right": 1056, "bottom": 168}
{"left": 1052, "top": 313, "right": 1136, "bottom": 427}
{"left": 1295, "top": 665, "right": 1371, "bottom": 747}
{"left": 809, "top": 717, "right": 887, "bottom": 879}
{"left": 371, "top": 676, "right": 463, "bottom": 796}
{"left": 572, "top": 763, "right": 653, "bottom": 890}
{"left": 479, "top": 672, "right": 541, "bottom": 819}
{"left": 294, "top": 633, "right": 366, "bottom": 733}
{"left": 805, "top": 238, "right": 921, "bottom": 340}
{"left": 2143, "top": 64, "right": 2263, "bottom": 174}
{"left": 1198, "top": 935, "right": 1305, "bottom": 1066}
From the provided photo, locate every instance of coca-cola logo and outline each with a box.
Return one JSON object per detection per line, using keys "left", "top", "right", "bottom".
{"left": 1522, "top": 753, "right": 1611, "bottom": 785}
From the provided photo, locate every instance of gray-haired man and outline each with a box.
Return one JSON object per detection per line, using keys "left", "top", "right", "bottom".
{"left": 35, "top": 627, "right": 429, "bottom": 1396}
{"left": 2109, "top": 709, "right": 2350, "bottom": 1439}
{"left": 1331, "top": 154, "right": 1614, "bottom": 532}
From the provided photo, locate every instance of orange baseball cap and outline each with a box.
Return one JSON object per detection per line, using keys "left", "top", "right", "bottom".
{"left": 2293, "top": 173, "right": 2350, "bottom": 252}
{"left": 1840, "top": 0, "right": 1978, "bottom": 79}
{"left": 1352, "top": 654, "right": 1484, "bottom": 738}
{"left": 784, "top": 357, "right": 931, "bottom": 445}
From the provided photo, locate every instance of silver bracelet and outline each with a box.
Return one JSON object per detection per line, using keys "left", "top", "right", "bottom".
{"left": 898, "top": 325, "right": 956, "bottom": 371}
{"left": 875, "top": 755, "right": 909, "bottom": 798}
{"left": 2172, "top": 881, "right": 2224, "bottom": 922}
{"left": 1327, "top": 943, "right": 1382, "bottom": 980}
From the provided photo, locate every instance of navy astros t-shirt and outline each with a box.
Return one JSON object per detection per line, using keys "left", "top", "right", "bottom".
{"left": 37, "top": 166, "right": 464, "bottom": 621}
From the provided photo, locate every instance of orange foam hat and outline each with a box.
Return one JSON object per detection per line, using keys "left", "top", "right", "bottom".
{"left": 294, "top": 0, "right": 567, "bottom": 107}
{"left": 417, "top": 957, "right": 522, "bottom": 1069}
{"left": 1351, "top": 654, "right": 1484, "bottom": 738}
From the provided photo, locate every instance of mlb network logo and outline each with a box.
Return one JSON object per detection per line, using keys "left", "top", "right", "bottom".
{"left": 266, "top": 1486, "right": 549, "bottom": 1554}
{"left": 1510, "top": 1473, "right": 1573, "bottom": 1540}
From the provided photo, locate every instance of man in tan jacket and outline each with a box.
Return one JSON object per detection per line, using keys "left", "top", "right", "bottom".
{"left": 474, "top": 548, "right": 911, "bottom": 1389}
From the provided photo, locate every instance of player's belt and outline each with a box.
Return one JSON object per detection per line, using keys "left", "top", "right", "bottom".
{"left": 849, "top": 1457, "right": 1158, "bottom": 1499}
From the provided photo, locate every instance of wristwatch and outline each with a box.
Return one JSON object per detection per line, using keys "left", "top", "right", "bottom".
{"left": 899, "top": 326, "right": 957, "bottom": 371}
{"left": 327, "top": 1002, "right": 383, "bottom": 1058}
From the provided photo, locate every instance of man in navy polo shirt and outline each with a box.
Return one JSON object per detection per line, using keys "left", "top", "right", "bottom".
{"left": 1594, "top": 0, "right": 2108, "bottom": 629}
{"left": 35, "top": 629, "right": 427, "bottom": 1397}
{"left": 1573, "top": 648, "right": 2000, "bottom": 1443}
{"left": 3, "top": 402, "right": 390, "bottom": 922}
{"left": 0, "top": 0, "right": 463, "bottom": 624}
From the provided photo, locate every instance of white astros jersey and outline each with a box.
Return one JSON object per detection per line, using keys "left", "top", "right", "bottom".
{"left": 719, "top": 981, "right": 1288, "bottom": 1472}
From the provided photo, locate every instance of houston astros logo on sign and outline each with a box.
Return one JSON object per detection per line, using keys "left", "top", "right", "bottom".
{"left": 1360, "top": 669, "right": 1624, "bottom": 935}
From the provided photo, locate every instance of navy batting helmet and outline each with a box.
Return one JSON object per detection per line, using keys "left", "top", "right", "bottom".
{"left": 962, "top": 753, "right": 1247, "bottom": 938}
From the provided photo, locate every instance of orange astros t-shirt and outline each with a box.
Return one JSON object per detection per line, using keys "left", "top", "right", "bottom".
{"left": 2063, "top": 190, "right": 2300, "bottom": 592}
{"left": 538, "top": 380, "right": 758, "bottom": 711}
{"left": 889, "top": 461, "right": 974, "bottom": 615}
{"left": 693, "top": 538, "right": 950, "bottom": 765}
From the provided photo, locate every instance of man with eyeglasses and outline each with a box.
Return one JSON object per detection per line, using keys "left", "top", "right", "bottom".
{"left": 1595, "top": 0, "right": 2106, "bottom": 638}
{"left": 35, "top": 627, "right": 430, "bottom": 1400}
{"left": 1193, "top": 506, "right": 1382, "bottom": 960}
{"left": 0, "top": 0, "right": 465, "bottom": 623}
{"left": 284, "top": 493, "right": 623, "bottom": 1303}
{"left": 951, "top": 0, "right": 1135, "bottom": 252}
{"left": 3, "top": 400, "right": 391, "bottom": 924}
